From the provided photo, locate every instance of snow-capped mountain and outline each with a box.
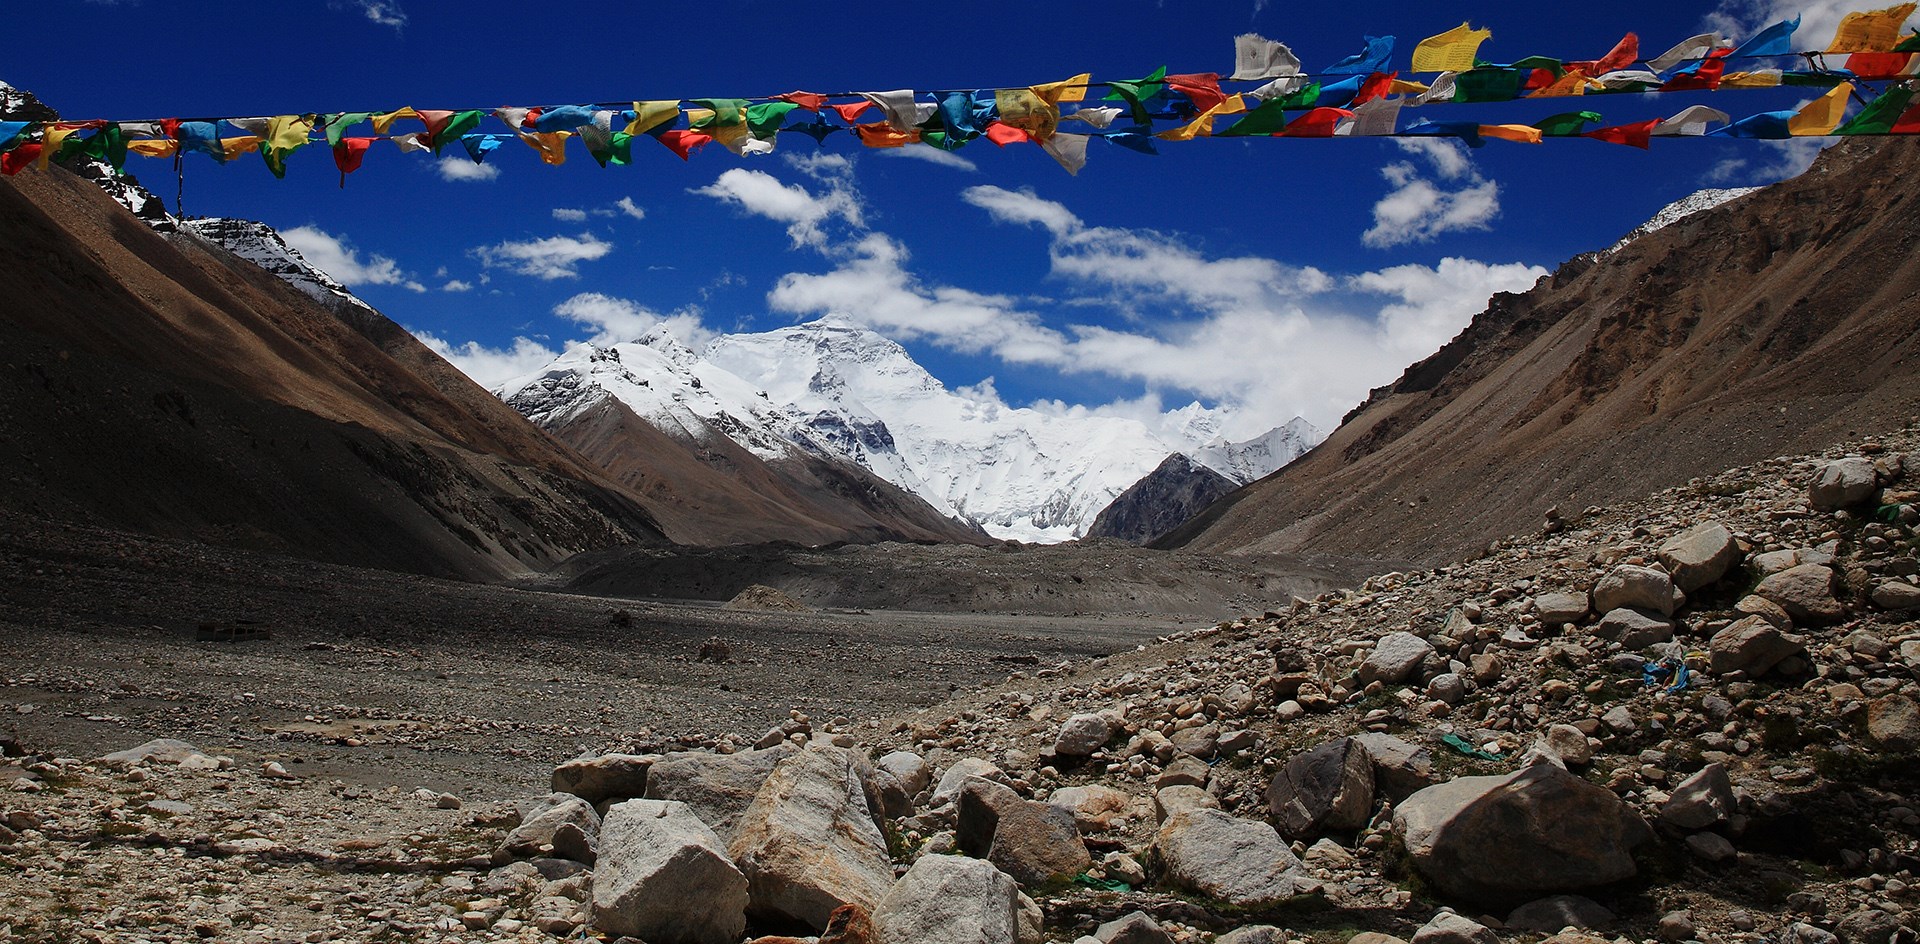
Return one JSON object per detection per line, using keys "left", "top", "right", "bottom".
{"left": 181, "top": 219, "right": 371, "bottom": 311}
{"left": 1605, "top": 188, "right": 1761, "bottom": 256}
{"left": 1193, "top": 417, "right": 1322, "bottom": 484}
{"left": 701, "top": 318, "right": 1319, "bottom": 542}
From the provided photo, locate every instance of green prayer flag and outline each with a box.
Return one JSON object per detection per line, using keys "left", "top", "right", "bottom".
{"left": 689, "top": 99, "right": 749, "bottom": 129}
{"left": 744, "top": 102, "right": 800, "bottom": 139}
{"left": 79, "top": 124, "right": 129, "bottom": 170}
{"left": 1782, "top": 71, "right": 1848, "bottom": 87}
{"left": 1104, "top": 66, "right": 1168, "bottom": 125}
{"left": 1896, "top": 32, "right": 1920, "bottom": 52}
{"left": 1218, "top": 94, "right": 1299, "bottom": 137}
{"left": 1533, "top": 110, "right": 1603, "bottom": 136}
{"left": 324, "top": 113, "right": 371, "bottom": 148}
{"left": 1452, "top": 68, "right": 1525, "bottom": 103}
{"left": 1836, "top": 86, "right": 1915, "bottom": 135}
{"left": 432, "top": 111, "right": 485, "bottom": 150}
{"left": 1510, "top": 56, "right": 1565, "bottom": 75}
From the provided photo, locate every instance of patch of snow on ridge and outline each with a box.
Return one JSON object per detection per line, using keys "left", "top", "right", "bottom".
{"left": 182, "top": 219, "right": 373, "bottom": 312}
{"left": 1606, "top": 188, "right": 1761, "bottom": 255}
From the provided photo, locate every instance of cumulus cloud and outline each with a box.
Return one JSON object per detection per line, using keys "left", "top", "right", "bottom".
{"left": 281, "top": 226, "right": 426, "bottom": 292}
{"left": 615, "top": 197, "right": 646, "bottom": 220}
{"left": 1705, "top": 0, "right": 1916, "bottom": 51}
{"left": 554, "top": 293, "right": 716, "bottom": 349}
{"left": 1362, "top": 139, "right": 1501, "bottom": 249}
{"left": 441, "top": 279, "right": 473, "bottom": 293}
{"left": 414, "top": 332, "right": 557, "bottom": 389}
{"left": 692, "top": 168, "right": 862, "bottom": 249}
{"left": 551, "top": 208, "right": 589, "bottom": 222}
{"left": 1704, "top": 135, "right": 1830, "bottom": 185}
{"left": 435, "top": 156, "right": 499, "bottom": 182}
{"left": 332, "top": 0, "right": 407, "bottom": 29}
{"left": 471, "top": 233, "right": 612, "bottom": 280}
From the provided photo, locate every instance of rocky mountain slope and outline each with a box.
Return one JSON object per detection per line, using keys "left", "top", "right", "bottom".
{"left": 0, "top": 137, "right": 670, "bottom": 579}
{"left": 1162, "top": 139, "right": 1920, "bottom": 566}
{"left": 1085, "top": 454, "right": 1239, "bottom": 545}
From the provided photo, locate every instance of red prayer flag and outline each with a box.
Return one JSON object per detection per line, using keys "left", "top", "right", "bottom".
{"left": 982, "top": 122, "right": 1033, "bottom": 147}
{"left": 1894, "top": 101, "right": 1920, "bottom": 134}
{"left": 777, "top": 91, "right": 829, "bottom": 111}
{"left": 831, "top": 101, "right": 873, "bottom": 124}
{"left": 1166, "top": 73, "right": 1227, "bottom": 113}
{"left": 2, "top": 143, "right": 43, "bottom": 175}
{"left": 1662, "top": 50, "right": 1729, "bottom": 91}
{"left": 161, "top": 118, "right": 182, "bottom": 140}
{"left": 1582, "top": 119, "right": 1658, "bottom": 149}
{"left": 654, "top": 129, "right": 712, "bottom": 160}
{"left": 1354, "top": 72, "right": 1397, "bottom": 105}
{"left": 333, "top": 137, "right": 374, "bottom": 175}
{"left": 1521, "top": 68, "right": 1557, "bottom": 91}
{"left": 1845, "top": 52, "right": 1914, "bottom": 78}
{"left": 1281, "top": 107, "right": 1353, "bottom": 138}
{"left": 1589, "top": 33, "right": 1640, "bottom": 75}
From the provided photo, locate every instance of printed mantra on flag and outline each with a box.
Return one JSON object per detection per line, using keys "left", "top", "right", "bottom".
{"left": 2, "top": 6, "right": 1918, "bottom": 180}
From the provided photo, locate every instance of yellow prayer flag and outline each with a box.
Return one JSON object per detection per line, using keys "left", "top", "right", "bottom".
{"left": 222, "top": 136, "right": 262, "bottom": 161}
{"left": 1720, "top": 70, "right": 1785, "bottom": 88}
{"left": 1479, "top": 124, "right": 1544, "bottom": 145}
{"left": 627, "top": 101, "right": 680, "bottom": 137}
{"left": 1789, "top": 83, "right": 1854, "bottom": 135}
{"left": 1528, "top": 72, "right": 1592, "bottom": 98}
{"left": 1828, "top": 3, "right": 1917, "bottom": 52}
{"left": 265, "top": 115, "right": 314, "bottom": 153}
{"left": 1155, "top": 95, "right": 1247, "bottom": 141}
{"left": 371, "top": 107, "right": 420, "bottom": 134}
{"left": 128, "top": 140, "right": 179, "bottom": 158}
{"left": 1412, "top": 23, "right": 1493, "bottom": 73}
{"left": 1031, "top": 73, "right": 1093, "bottom": 105}
{"left": 519, "top": 131, "right": 570, "bottom": 166}
{"left": 996, "top": 88, "right": 1060, "bottom": 141}
{"left": 38, "top": 125, "right": 84, "bottom": 169}
{"left": 1388, "top": 79, "right": 1431, "bottom": 95}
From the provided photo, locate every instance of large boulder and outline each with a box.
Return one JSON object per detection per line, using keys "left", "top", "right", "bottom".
{"left": 729, "top": 747, "right": 896, "bottom": 931}
{"left": 645, "top": 744, "right": 798, "bottom": 842}
{"left": 1054, "top": 714, "right": 1116, "bottom": 758}
{"left": 553, "top": 754, "right": 654, "bottom": 805}
{"left": 1266, "top": 737, "right": 1375, "bottom": 838}
{"left": 876, "top": 751, "right": 932, "bottom": 796}
{"left": 1393, "top": 764, "right": 1651, "bottom": 907}
{"left": 1154, "top": 809, "right": 1311, "bottom": 906}
{"left": 1593, "top": 608, "right": 1674, "bottom": 650}
{"left": 1660, "top": 763, "right": 1734, "bottom": 830}
{"left": 502, "top": 794, "right": 601, "bottom": 863}
{"left": 932, "top": 758, "right": 1010, "bottom": 807}
{"left": 1754, "top": 564, "right": 1845, "bottom": 626}
{"left": 872, "top": 853, "right": 1020, "bottom": 944}
{"left": 1810, "top": 457, "right": 1878, "bottom": 510}
{"left": 1506, "top": 896, "right": 1618, "bottom": 933}
{"left": 1412, "top": 912, "right": 1498, "bottom": 944}
{"left": 1867, "top": 696, "right": 1920, "bottom": 751}
{"left": 958, "top": 780, "right": 1092, "bottom": 886}
{"left": 1709, "top": 617, "right": 1809, "bottom": 677}
{"left": 1534, "top": 592, "right": 1591, "bottom": 626}
{"left": 98, "top": 738, "right": 215, "bottom": 768}
{"left": 1048, "top": 785, "right": 1134, "bottom": 833}
{"left": 1592, "top": 565, "right": 1675, "bottom": 616}
{"left": 1360, "top": 633, "right": 1436, "bottom": 686}
{"left": 1095, "top": 911, "right": 1174, "bottom": 944}
{"left": 1657, "top": 522, "right": 1742, "bottom": 593}
{"left": 592, "top": 799, "right": 748, "bottom": 944}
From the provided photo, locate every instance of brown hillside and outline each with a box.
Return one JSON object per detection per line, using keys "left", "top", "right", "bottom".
{"left": 1162, "top": 139, "right": 1920, "bottom": 565}
{"left": 0, "top": 163, "right": 666, "bottom": 580}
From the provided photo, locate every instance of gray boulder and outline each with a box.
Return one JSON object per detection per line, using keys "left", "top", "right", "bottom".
{"left": 1754, "top": 564, "right": 1845, "bottom": 626}
{"left": 1047, "top": 784, "right": 1132, "bottom": 833}
{"left": 1658, "top": 522, "right": 1742, "bottom": 593}
{"left": 1661, "top": 763, "right": 1734, "bottom": 830}
{"left": 1540, "top": 725, "right": 1593, "bottom": 767}
{"left": 98, "top": 738, "right": 215, "bottom": 768}
{"left": 876, "top": 751, "right": 931, "bottom": 795}
{"left": 1836, "top": 908, "right": 1903, "bottom": 944}
{"left": 1095, "top": 911, "right": 1174, "bottom": 944}
{"left": 1709, "top": 616, "right": 1809, "bottom": 677}
{"left": 552, "top": 754, "right": 653, "bottom": 805}
{"left": 502, "top": 794, "right": 601, "bottom": 863}
{"left": 1267, "top": 737, "right": 1375, "bottom": 839}
{"left": 1412, "top": 912, "right": 1498, "bottom": 944}
{"left": 1353, "top": 733, "right": 1434, "bottom": 800}
{"left": 728, "top": 747, "right": 895, "bottom": 931}
{"left": 871, "top": 853, "right": 1020, "bottom": 944}
{"left": 1534, "top": 591, "right": 1591, "bottom": 625}
{"left": 1360, "top": 633, "right": 1436, "bottom": 686}
{"left": 1154, "top": 785, "right": 1219, "bottom": 823}
{"left": 1216, "top": 928, "right": 1287, "bottom": 944}
{"left": 1592, "top": 565, "right": 1676, "bottom": 616}
{"left": 1506, "top": 895, "right": 1617, "bottom": 933}
{"left": 1054, "top": 713, "right": 1116, "bottom": 758}
{"left": 1393, "top": 764, "right": 1651, "bottom": 907}
{"left": 932, "top": 758, "right": 1010, "bottom": 807}
{"left": 1871, "top": 581, "right": 1920, "bottom": 611}
{"left": 1154, "top": 809, "right": 1311, "bottom": 906}
{"left": 958, "top": 780, "right": 1092, "bottom": 886}
{"left": 1594, "top": 608, "right": 1674, "bottom": 650}
{"left": 644, "top": 743, "right": 797, "bottom": 842}
{"left": 1867, "top": 695, "right": 1920, "bottom": 751}
{"left": 591, "top": 799, "right": 747, "bottom": 944}
{"left": 1811, "top": 457, "right": 1878, "bottom": 510}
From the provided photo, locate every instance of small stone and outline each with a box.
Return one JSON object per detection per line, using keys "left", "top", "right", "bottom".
{"left": 1867, "top": 695, "right": 1920, "bottom": 751}
{"left": 1094, "top": 911, "right": 1173, "bottom": 944}
{"left": 1754, "top": 564, "right": 1845, "bottom": 626}
{"left": 1710, "top": 616, "right": 1809, "bottom": 677}
{"left": 1661, "top": 764, "right": 1734, "bottom": 830}
{"left": 1593, "top": 565, "right": 1676, "bottom": 616}
{"left": 1153, "top": 785, "right": 1219, "bottom": 823}
{"left": 1534, "top": 591, "right": 1591, "bottom": 625}
{"left": 1506, "top": 896, "right": 1617, "bottom": 933}
{"left": 1426, "top": 674, "right": 1467, "bottom": 705}
{"left": 1594, "top": 608, "right": 1674, "bottom": 650}
{"left": 1054, "top": 714, "right": 1116, "bottom": 758}
{"left": 1685, "top": 831, "right": 1736, "bottom": 863}
{"left": 1542, "top": 725, "right": 1593, "bottom": 766}
{"left": 1658, "top": 522, "right": 1742, "bottom": 592}
{"left": 1871, "top": 581, "right": 1920, "bottom": 610}
{"left": 1810, "top": 457, "right": 1878, "bottom": 510}
{"left": 1658, "top": 911, "right": 1695, "bottom": 943}
{"left": 1413, "top": 911, "right": 1499, "bottom": 944}
{"left": 1360, "top": 633, "right": 1436, "bottom": 686}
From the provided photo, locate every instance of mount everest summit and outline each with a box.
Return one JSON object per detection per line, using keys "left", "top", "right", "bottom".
{"left": 499, "top": 320, "right": 1322, "bottom": 543}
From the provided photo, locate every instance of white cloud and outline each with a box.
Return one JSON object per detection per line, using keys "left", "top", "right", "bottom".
{"left": 336, "top": 0, "right": 407, "bottom": 29}
{"left": 554, "top": 293, "right": 715, "bottom": 349}
{"left": 552, "top": 208, "right": 589, "bottom": 222}
{"left": 691, "top": 168, "right": 862, "bottom": 249}
{"left": 615, "top": 197, "right": 646, "bottom": 220}
{"left": 1363, "top": 141, "right": 1501, "bottom": 249}
{"left": 472, "top": 233, "right": 612, "bottom": 280}
{"left": 1703, "top": 137, "right": 1830, "bottom": 185}
{"left": 280, "top": 226, "right": 426, "bottom": 292}
{"left": 414, "top": 331, "right": 558, "bottom": 389}
{"left": 1705, "top": 0, "right": 1917, "bottom": 52}
{"left": 784, "top": 152, "right": 853, "bottom": 180}
{"left": 877, "top": 146, "right": 979, "bottom": 172}
{"left": 436, "top": 156, "right": 499, "bottom": 182}
{"left": 441, "top": 279, "right": 473, "bottom": 293}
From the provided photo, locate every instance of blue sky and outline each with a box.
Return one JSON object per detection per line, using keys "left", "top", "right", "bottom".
{"left": 9, "top": 0, "right": 1897, "bottom": 435}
